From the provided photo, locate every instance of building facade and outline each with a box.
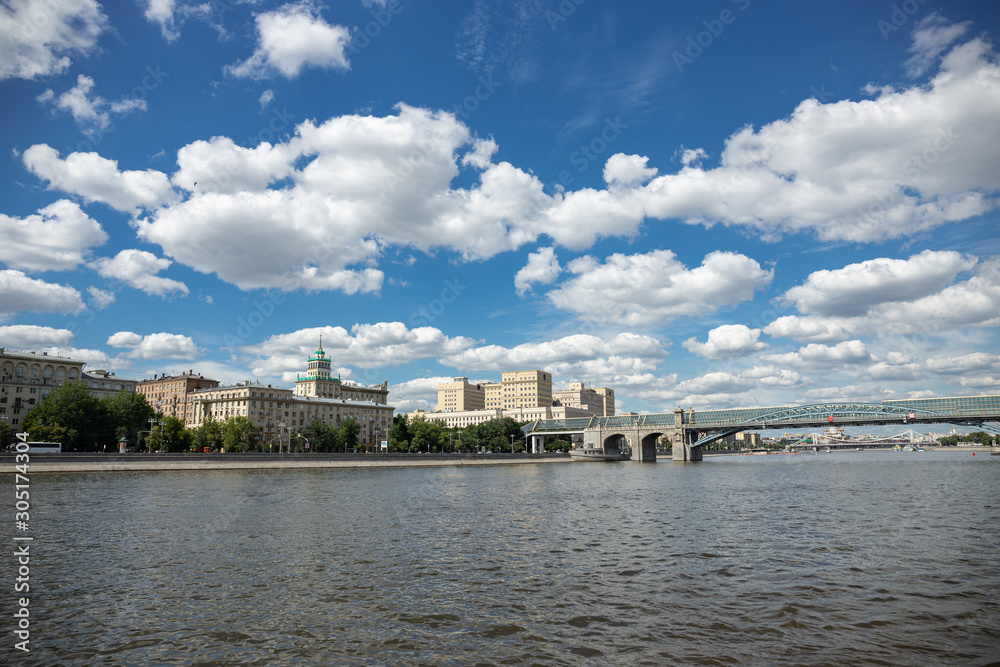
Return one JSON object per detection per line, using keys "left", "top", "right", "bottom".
{"left": 553, "top": 382, "right": 616, "bottom": 417}
{"left": 136, "top": 371, "right": 220, "bottom": 425}
{"left": 294, "top": 344, "right": 390, "bottom": 404}
{"left": 0, "top": 348, "right": 84, "bottom": 429}
{"left": 483, "top": 370, "right": 552, "bottom": 410}
{"left": 436, "top": 377, "right": 486, "bottom": 412}
{"left": 408, "top": 404, "right": 593, "bottom": 430}
{"left": 82, "top": 370, "right": 139, "bottom": 399}
{"left": 188, "top": 347, "right": 394, "bottom": 448}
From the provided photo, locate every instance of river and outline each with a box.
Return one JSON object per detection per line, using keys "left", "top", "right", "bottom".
{"left": 3, "top": 450, "right": 998, "bottom": 666}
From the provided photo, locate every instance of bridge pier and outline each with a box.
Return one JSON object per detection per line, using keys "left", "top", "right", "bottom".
{"left": 672, "top": 430, "right": 703, "bottom": 462}
{"left": 529, "top": 435, "right": 545, "bottom": 453}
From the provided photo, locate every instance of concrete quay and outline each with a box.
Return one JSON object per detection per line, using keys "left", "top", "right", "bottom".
{"left": 1, "top": 452, "right": 575, "bottom": 474}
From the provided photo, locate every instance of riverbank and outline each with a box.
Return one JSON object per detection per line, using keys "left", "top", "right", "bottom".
{"left": 0, "top": 452, "right": 575, "bottom": 473}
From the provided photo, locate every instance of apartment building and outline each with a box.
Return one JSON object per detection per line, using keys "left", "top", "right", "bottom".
{"left": 136, "top": 371, "right": 220, "bottom": 424}
{"left": 82, "top": 370, "right": 139, "bottom": 399}
{"left": 294, "top": 343, "right": 389, "bottom": 405}
{"left": 189, "top": 346, "right": 394, "bottom": 447}
{"left": 553, "top": 382, "right": 616, "bottom": 417}
{"left": 483, "top": 370, "right": 552, "bottom": 410}
{"left": 436, "top": 377, "right": 486, "bottom": 412}
{"left": 0, "top": 348, "right": 84, "bottom": 429}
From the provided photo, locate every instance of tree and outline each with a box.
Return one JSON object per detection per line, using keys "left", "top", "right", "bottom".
{"left": 22, "top": 382, "right": 112, "bottom": 451}
{"left": 339, "top": 417, "right": 360, "bottom": 451}
{"left": 191, "top": 415, "right": 224, "bottom": 452}
{"left": 159, "top": 416, "right": 190, "bottom": 452}
{"left": 221, "top": 416, "right": 258, "bottom": 452}
{"left": 0, "top": 418, "right": 13, "bottom": 449}
{"left": 307, "top": 419, "right": 341, "bottom": 452}
{"left": 103, "top": 390, "right": 156, "bottom": 450}
{"left": 388, "top": 414, "right": 410, "bottom": 452}
{"left": 409, "top": 417, "right": 443, "bottom": 452}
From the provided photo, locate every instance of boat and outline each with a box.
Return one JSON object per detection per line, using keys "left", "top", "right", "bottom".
{"left": 570, "top": 448, "right": 630, "bottom": 461}
{"left": 903, "top": 445, "right": 914, "bottom": 452}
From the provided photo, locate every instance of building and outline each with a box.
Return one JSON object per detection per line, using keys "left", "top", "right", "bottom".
{"left": 553, "top": 382, "right": 616, "bottom": 417}
{"left": 436, "top": 377, "right": 486, "bottom": 412}
{"left": 294, "top": 343, "right": 389, "bottom": 405}
{"left": 0, "top": 348, "right": 85, "bottom": 429}
{"left": 484, "top": 370, "right": 552, "bottom": 410}
{"left": 82, "top": 370, "right": 139, "bottom": 399}
{"left": 408, "top": 404, "right": 594, "bottom": 430}
{"left": 136, "top": 371, "right": 220, "bottom": 425}
{"left": 188, "top": 346, "right": 394, "bottom": 448}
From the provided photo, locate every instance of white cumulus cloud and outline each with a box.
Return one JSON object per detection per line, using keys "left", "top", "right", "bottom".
{"left": 683, "top": 324, "right": 768, "bottom": 359}
{"left": 107, "top": 331, "right": 201, "bottom": 359}
{"left": 0, "top": 200, "right": 107, "bottom": 271}
{"left": 0, "top": 0, "right": 108, "bottom": 80}
{"left": 514, "top": 247, "right": 561, "bottom": 296}
{"left": 548, "top": 249, "right": 772, "bottom": 327}
{"left": 89, "top": 249, "right": 189, "bottom": 298}
{"left": 23, "top": 145, "right": 177, "bottom": 212}
{"left": 0, "top": 270, "right": 85, "bottom": 315}
{"left": 227, "top": 1, "right": 351, "bottom": 79}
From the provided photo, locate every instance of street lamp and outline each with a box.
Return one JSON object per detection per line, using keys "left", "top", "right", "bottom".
{"left": 278, "top": 421, "right": 287, "bottom": 453}
{"left": 510, "top": 434, "right": 514, "bottom": 454}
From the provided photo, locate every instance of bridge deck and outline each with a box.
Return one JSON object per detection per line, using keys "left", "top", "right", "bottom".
{"left": 523, "top": 395, "right": 1000, "bottom": 434}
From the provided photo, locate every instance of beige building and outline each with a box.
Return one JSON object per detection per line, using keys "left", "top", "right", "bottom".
{"left": 553, "top": 382, "right": 615, "bottom": 417}
{"left": 484, "top": 370, "right": 552, "bottom": 410}
{"left": 436, "top": 377, "right": 486, "bottom": 412}
{"left": 189, "top": 346, "right": 394, "bottom": 448}
{"left": 137, "top": 371, "right": 220, "bottom": 425}
{"left": 408, "top": 404, "right": 593, "bottom": 430}
{"left": 294, "top": 343, "right": 389, "bottom": 405}
{"left": 82, "top": 370, "right": 139, "bottom": 399}
{"left": 0, "top": 348, "right": 84, "bottom": 429}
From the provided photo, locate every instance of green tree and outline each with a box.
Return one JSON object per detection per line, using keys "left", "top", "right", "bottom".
{"left": 22, "top": 382, "right": 112, "bottom": 451}
{"left": 222, "top": 416, "right": 258, "bottom": 452}
{"left": 158, "top": 416, "right": 190, "bottom": 452}
{"left": 339, "top": 417, "right": 360, "bottom": 451}
{"left": 191, "top": 415, "right": 224, "bottom": 452}
{"left": 306, "top": 419, "right": 342, "bottom": 452}
{"left": 0, "top": 418, "right": 13, "bottom": 449}
{"left": 388, "top": 414, "right": 410, "bottom": 452}
{"left": 103, "top": 390, "right": 156, "bottom": 450}
{"left": 409, "top": 418, "right": 443, "bottom": 452}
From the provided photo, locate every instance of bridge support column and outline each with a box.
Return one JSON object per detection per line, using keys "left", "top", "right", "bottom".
{"left": 672, "top": 430, "right": 703, "bottom": 462}
{"left": 530, "top": 435, "right": 544, "bottom": 453}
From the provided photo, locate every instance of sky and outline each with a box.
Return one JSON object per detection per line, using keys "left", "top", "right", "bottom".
{"left": 1, "top": 0, "right": 999, "bottom": 418}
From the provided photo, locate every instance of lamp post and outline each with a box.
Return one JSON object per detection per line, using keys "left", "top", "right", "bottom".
{"left": 510, "top": 434, "right": 514, "bottom": 454}
{"left": 278, "top": 421, "right": 287, "bottom": 453}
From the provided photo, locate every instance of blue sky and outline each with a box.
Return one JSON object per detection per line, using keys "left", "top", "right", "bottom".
{"left": 1, "top": 0, "right": 999, "bottom": 416}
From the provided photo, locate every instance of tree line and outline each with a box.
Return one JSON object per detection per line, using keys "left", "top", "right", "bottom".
{"left": 6, "top": 381, "right": 575, "bottom": 454}
{"left": 385, "top": 414, "right": 565, "bottom": 453}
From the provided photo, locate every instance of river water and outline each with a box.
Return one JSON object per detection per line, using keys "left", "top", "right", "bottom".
{"left": 3, "top": 450, "right": 999, "bottom": 666}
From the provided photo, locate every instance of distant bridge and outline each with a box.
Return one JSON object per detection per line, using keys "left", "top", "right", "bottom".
{"left": 522, "top": 395, "right": 1000, "bottom": 462}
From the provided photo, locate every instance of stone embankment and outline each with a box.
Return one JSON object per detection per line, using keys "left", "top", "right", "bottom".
{"left": 1, "top": 452, "right": 574, "bottom": 473}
